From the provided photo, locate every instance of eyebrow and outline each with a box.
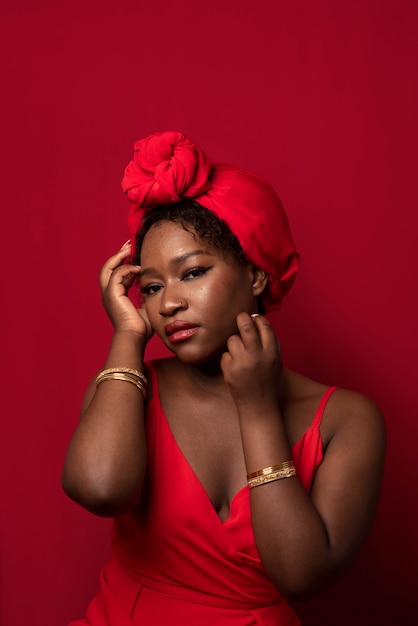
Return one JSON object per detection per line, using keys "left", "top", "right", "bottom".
{"left": 140, "top": 249, "right": 213, "bottom": 277}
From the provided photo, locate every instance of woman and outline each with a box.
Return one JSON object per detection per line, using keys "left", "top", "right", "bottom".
{"left": 63, "top": 131, "right": 386, "bottom": 625}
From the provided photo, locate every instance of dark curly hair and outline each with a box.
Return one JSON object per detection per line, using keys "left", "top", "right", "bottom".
{"left": 132, "top": 198, "right": 247, "bottom": 267}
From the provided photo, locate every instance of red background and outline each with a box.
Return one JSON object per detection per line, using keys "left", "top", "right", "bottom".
{"left": 1, "top": 1, "right": 417, "bottom": 624}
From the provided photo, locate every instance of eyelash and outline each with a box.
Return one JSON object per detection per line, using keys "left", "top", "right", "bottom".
{"left": 140, "top": 266, "right": 211, "bottom": 296}
{"left": 182, "top": 266, "right": 210, "bottom": 280}
{"left": 140, "top": 284, "right": 161, "bottom": 296}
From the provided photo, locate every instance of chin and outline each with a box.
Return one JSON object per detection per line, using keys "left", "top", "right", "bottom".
{"left": 167, "top": 342, "right": 225, "bottom": 366}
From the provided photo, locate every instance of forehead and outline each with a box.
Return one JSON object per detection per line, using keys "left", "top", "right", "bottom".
{"left": 140, "top": 219, "right": 219, "bottom": 258}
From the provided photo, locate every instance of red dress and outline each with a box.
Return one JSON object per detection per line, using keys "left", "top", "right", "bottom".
{"left": 70, "top": 361, "right": 337, "bottom": 625}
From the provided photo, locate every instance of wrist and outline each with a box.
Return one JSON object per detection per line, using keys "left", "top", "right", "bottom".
{"left": 238, "top": 410, "right": 291, "bottom": 469}
{"left": 107, "top": 330, "right": 148, "bottom": 366}
{"left": 113, "top": 329, "right": 149, "bottom": 345}
{"left": 234, "top": 395, "right": 281, "bottom": 420}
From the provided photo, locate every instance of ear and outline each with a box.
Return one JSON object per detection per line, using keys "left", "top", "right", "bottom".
{"left": 251, "top": 265, "right": 268, "bottom": 297}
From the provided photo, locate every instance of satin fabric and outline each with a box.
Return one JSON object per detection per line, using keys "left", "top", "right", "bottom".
{"left": 121, "top": 131, "right": 300, "bottom": 313}
{"left": 70, "top": 362, "right": 337, "bottom": 625}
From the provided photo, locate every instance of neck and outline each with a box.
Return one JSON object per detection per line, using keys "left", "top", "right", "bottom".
{"left": 180, "top": 358, "right": 229, "bottom": 393}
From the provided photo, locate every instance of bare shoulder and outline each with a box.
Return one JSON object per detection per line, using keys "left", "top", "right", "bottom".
{"left": 328, "top": 386, "right": 386, "bottom": 432}
{"left": 284, "top": 372, "right": 386, "bottom": 572}
{"left": 145, "top": 356, "right": 187, "bottom": 399}
{"left": 147, "top": 356, "right": 183, "bottom": 381}
{"left": 326, "top": 387, "right": 386, "bottom": 470}
{"left": 282, "top": 369, "right": 386, "bottom": 449}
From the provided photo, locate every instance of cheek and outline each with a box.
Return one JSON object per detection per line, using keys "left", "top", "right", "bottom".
{"left": 143, "top": 298, "right": 161, "bottom": 328}
{"left": 198, "top": 283, "right": 228, "bottom": 309}
{"left": 219, "top": 274, "right": 254, "bottom": 306}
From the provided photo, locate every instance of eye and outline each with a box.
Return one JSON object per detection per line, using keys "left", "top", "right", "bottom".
{"left": 182, "top": 266, "right": 211, "bottom": 281}
{"left": 140, "top": 283, "right": 162, "bottom": 296}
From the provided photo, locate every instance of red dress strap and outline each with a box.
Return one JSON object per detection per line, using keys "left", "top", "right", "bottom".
{"left": 311, "top": 386, "right": 338, "bottom": 429}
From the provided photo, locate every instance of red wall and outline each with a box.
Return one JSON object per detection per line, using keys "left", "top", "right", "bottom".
{"left": 1, "top": 1, "right": 417, "bottom": 624}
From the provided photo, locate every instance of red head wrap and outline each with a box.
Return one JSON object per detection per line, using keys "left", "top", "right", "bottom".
{"left": 122, "top": 130, "right": 300, "bottom": 313}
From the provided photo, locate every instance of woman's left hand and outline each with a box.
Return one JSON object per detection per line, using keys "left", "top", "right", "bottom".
{"left": 220, "top": 312, "right": 282, "bottom": 412}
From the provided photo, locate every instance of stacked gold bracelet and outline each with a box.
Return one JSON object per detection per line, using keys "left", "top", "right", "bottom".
{"left": 95, "top": 367, "right": 147, "bottom": 400}
{"left": 247, "top": 460, "right": 296, "bottom": 489}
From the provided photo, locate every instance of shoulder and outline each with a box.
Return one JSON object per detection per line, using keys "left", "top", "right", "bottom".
{"left": 146, "top": 356, "right": 183, "bottom": 380}
{"left": 325, "top": 387, "right": 386, "bottom": 456}
{"left": 328, "top": 387, "right": 385, "bottom": 426}
{"left": 284, "top": 372, "right": 386, "bottom": 509}
{"left": 282, "top": 369, "right": 386, "bottom": 450}
{"left": 145, "top": 357, "right": 185, "bottom": 399}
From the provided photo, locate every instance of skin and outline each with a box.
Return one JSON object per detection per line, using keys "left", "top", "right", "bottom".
{"left": 62, "top": 221, "right": 386, "bottom": 600}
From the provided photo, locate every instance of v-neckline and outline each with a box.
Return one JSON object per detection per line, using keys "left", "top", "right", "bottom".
{"left": 149, "top": 361, "right": 326, "bottom": 524}
{"left": 158, "top": 395, "right": 248, "bottom": 525}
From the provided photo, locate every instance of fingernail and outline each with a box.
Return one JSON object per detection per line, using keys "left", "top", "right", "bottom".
{"left": 251, "top": 313, "right": 260, "bottom": 318}
{"left": 122, "top": 239, "right": 131, "bottom": 248}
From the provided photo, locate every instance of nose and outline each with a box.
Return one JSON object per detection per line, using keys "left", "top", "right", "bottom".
{"left": 159, "top": 285, "right": 188, "bottom": 317}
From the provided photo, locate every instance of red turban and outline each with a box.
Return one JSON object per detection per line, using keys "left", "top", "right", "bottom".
{"left": 122, "top": 130, "right": 300, "bottom": 313}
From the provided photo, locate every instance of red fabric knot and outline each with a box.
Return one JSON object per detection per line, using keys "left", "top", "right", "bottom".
{"left": 122, "top": 131, "right": 212, "bottom": 207}
{"left": 121, "top": 130, "right": 300, "bottom": 313}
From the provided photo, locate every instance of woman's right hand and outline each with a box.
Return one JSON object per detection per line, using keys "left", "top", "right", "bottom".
{"left": 99, "top": 241, "right": 153, "bottom": 340}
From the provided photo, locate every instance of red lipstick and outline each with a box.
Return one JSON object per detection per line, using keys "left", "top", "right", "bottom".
{"left": 164, "top": 321, "right": 199, "bottom": 344}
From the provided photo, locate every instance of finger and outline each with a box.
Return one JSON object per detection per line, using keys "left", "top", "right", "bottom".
{"left": 225, "top": 333, "right": 244, "bottom": 357}
{"left": 220, "top": 350, "right": 233, "bottom": 373}
{"left": 107, "top": 240, "right": 133, "bottom": 269}
{"left": 107, "top": 263, "right": 141, "bottom": 291}
{"left": 99, "top": 242, "right": 135, "bottom": 289}
{"left": 250, "top": 314, "right": 280, "bottom": 355}
{"left": 136, "top": 306, "right": 154, "bottom": 340}
{"left": 235, "top": 312, "right": 262, "bottom": 350}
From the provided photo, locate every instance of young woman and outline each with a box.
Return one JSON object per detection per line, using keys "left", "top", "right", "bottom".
{"left": 63, "top": 131, "right": 386, "bottom": 625}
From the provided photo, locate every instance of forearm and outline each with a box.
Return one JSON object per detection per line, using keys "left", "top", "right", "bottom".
{"left": 239, "top": 408, "right": 335, "bottom": 597}
{"left": 62, "top": 331, "right": 148, "bottom": 516}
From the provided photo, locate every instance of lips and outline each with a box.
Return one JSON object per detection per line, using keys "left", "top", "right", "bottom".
{"left": 164, "top": 321, "right": 199, "bottom": 344}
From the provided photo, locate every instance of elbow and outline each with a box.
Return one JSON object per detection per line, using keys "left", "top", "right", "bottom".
{"left": 272, "top": 576, "right": 326, "bottom": 602}
{"left": 279, "top": 579, "right": 329, "bottom": 602}
{"left": 264, "top": 559, "right": 342, "bottom": 601}
{"left": 282, "top": 569, "right": 344, "bottom": 602}
{"left": 61, "top": 466, "right": 142, "bottom": 517}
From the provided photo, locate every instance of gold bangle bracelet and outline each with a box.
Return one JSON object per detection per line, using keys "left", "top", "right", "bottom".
{"left": 247, "top": 460, "right": 294, "bottom": 480}
{"left": 97, "top": 372, "right": 144, "bottom": 385}
{"left": 248, "top": 466, "right": 296, "bottom": 489}
{"left": 95, "top": 367, "right": 147, "bottom": 387}
{"left": 96, "top": 372, "right": 146, "bottom": 399}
